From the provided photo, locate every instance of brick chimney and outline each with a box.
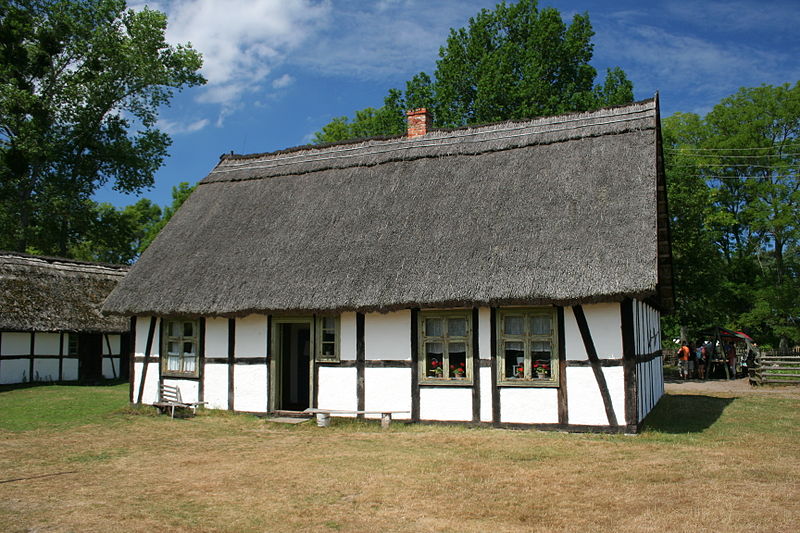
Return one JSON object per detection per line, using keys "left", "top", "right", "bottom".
{"left": 406, "top": 108, "right": 431, "bottom": 138}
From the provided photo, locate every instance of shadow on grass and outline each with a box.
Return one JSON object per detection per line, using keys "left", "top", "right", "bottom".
{"left": 0, "top": 378, "right": 128, "bottom": 394}
{"left": 642, "top": 394, "right": 735, "bottom": 433}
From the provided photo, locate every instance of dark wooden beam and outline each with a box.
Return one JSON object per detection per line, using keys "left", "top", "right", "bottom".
{"left": 136, "top": 317, "right": 157, "bottom": 405}
{"left": 356, "top": 312, "right": 365, "bottom": 418}
{"left": 228, "top": 318, "right": 235, "bottom": 411}
{"left": 557, "top": 306, "right": 568, "bottom": 425}
{"left": 471, "top": 307, "right": 480, "bottom": 423}
{"left": 490, "top": 308, "right": 500, "bottom": 425}
{"left": 410, "top": 308, "right": 420, "bottom": 422}
{"left": 571, "top": 305, "right": 618, "bottom": 427}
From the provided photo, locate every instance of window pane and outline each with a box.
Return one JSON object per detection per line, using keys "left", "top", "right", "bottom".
{"left": 167, "top": 354, "right": 180, "bottom": 371}
{"left": 533, "top": 359, "right": 552, "bottom": 379}
{"left": 184, "top": 356, "right": 197, "bottom": 373}
{"left": 503, "top": 316, "right": 524, "bottom": 335}
{"left": 183, "top": 322, "right": 194, "bottom": 337}
{"left": 426, "top": 342, "right": 444, "bottom": 378}
{"left": 321, "top": 342, "right": 335, "bottom": 357}
{"left": 504, "top": 341, "right": 525, "bottom": 378}
{"left": 447, "top": 317, "right": 467, "bottom": 337}
{"left": 167, "top": 341, "right": 180, "bottom": 355}
{"left": 322, "top": 317, "right": 335, "bottom": 330}
{"left": 530, "top": 315, "right": 551, "bottom": 336}
{"left": 322, "top": 331, "right": 335, "bottom": 343}
{"left": 425, "top": 318, "right": 443, "bottom": 337}
{"left": 183, "top": 341, "right": 195, "bottom": 356}
{"left": 448, "top": 343, "right": 467, "bottom": 378}
{"left": 532, "top": 340, "right": 551, "bottom": 356}
{"left": 168, "top": 321, "right": 179, "bottom": 337}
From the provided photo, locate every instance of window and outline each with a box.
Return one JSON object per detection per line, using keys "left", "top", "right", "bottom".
{"left": 419, "top": 310, "right": 471, "bottom": 383}
{"left": 316, "top": 316, "right": 339, "bottom": 362}
{"left": 497, "top": 308, "right": 558, "bottom": 386}
{"left": 162, "top": 319, "right": 199, "bottom": 377}
{"left": 67, "top": 334, "right": 79, "bottom": 356}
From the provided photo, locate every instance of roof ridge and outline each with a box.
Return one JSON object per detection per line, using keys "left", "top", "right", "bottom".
{"left": 218, "top": 98, "right": 657, "bottom": 164}
{"left": 0, "top": 251, "right": 130, "bottom": 272}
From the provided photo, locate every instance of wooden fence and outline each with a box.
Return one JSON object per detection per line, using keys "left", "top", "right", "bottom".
{"left": 750, "top": 350, "right": 800, "bottom": 386}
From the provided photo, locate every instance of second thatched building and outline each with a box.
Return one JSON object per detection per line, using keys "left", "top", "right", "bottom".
{"left": 103, "top": 97, "right": 673, "bottom": 432}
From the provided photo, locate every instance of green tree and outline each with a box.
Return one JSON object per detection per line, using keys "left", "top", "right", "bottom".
{"left": 663, "top": 82, "right": 800, "bottom": 348}
{"left": 313, "top": 0, "right": 633, "bottom": 142}
{"left": 0, "top": 0, "right": 204, "bottom": 255}
{"left": 138, "top": 181, "right": 194, "bottom": 253}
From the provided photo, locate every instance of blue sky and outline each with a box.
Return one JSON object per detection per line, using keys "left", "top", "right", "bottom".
{"left": 98, "top": 0, "right": 800, "bottom": 208}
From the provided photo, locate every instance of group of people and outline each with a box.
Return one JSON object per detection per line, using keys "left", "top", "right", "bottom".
{"left": 676, "top": 340, "right": 738, "bottom": 380}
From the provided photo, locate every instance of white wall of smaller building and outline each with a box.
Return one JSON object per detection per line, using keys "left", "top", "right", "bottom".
{"left": 235, "top": 315, "right": 267, "bottom": 358}
{"left": 1, "top": 332, "right": 30, "bottom": 356}
{"left": 419, "top": 387, "right": 472, "bottom": 421}
{"left": 0, "top": 359, "right": 28, "bottom": 384}
{"left": 62, "top": 358, "right": 78, "bottom": 381}
{"left": 234, "top": 364, "right": 267, "bottom": 412}
{"left": 364, "top": 310, "right": 411, "bottom": 360}
{"left": 339, "top": 312, "right": 357, "bottom": 360}
{"left": 204, "top": 363, "right": 229, "bottom": 410}
{"left": 566, "top": 366, "right": 625, "bottom": 426}
{"left": 102, "top": 358, "right": 120, "bottom": 379}
{"left": 500, "top": 387, "right": 558, "bottom": 424}
{"left": 564, "top": 303, "right": 622, "bottom": 359}
{"left": 364, "top": 368, "right": 411, "bottom": 419}
{"left": 33, "top": 332, "right": 60, "bottom": 355}
{"left": 317, "top": 366, "right": 357, "bottom": 413}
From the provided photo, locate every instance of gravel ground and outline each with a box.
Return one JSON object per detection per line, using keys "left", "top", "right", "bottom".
{"left": 665, "top": 376, "right": 800, "bottom": 397}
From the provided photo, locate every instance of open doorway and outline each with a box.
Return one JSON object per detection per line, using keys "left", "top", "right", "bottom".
{"left": 273, "top": 320, "right": 312, "bottom": 411}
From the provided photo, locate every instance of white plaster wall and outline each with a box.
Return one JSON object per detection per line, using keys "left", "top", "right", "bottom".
{"left": 480, "top": 367, "right": 493, "bottom": 422}
{"left": 566, "top": 366, "right": 625, "bottom": 426}
{"left": 62, "top": 334, "right": 70, "bottom": 355}
{"left": 133, "top": 361, "right": 160, "bottom": 404}
{"left": 33, "top": 358, "right": 59, "bottom": 381}
{"left": 1, "top": 332, "right": 30, "bottom": 355}
{"left": 62, "top": 358, "right": 78, "bottom": 381}
{"left": 34, "top": 332, "right": 60, "bottom": 355}
{"left": 234, "top": 364, "right": 267, "bottom": 412}
{"left": 205, "top": 318, "right": 228, "bottom": 358}
{"left": 364, "top": 368, "right": 411, "bottom": 419}
{"left": 235, "top": 315, "right": 267, "bottom": 358}
{"left": 478, "top": 307, "right": 491, "bottom": 359}
{"left": 203, "top": 363, "right": 228, "bottom": 410}
{"left": 102, "top": 358, "right": 120, "bottom": 379}
{"left": 317, "top": 366, "right": 358, "bottom": 413}
{"left": 0, "top": 359, "right": 28, "bottom": 383}
{"left": 104, "top": 334, "right": 121, "bottom": 355}
{"left": 163, "top": 378, "right": 199, "bottom": 404}
{"left": 340, "top": 312, "right": 357, "bottom": 360}
{"left": 564, "top": 303, "right": 622, "bottom": 359}
{"left": 134, "top": 317, "right": 159, "bottom": 357}
{"left": 500, "top": 387, "right": 558, "bottom": 424}
{"left": 364, "top": 310, "right": 411, "bottom": 360}
{"left": 419, "top": 387, "right": 473, "bottom": 421}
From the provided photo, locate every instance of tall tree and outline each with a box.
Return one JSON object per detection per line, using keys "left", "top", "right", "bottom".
{"left": 663, "top": 82, "right": 800, "bottom": 348}
{"left": 0, "top": 0, "right": 204, "bottom": 255}
{"left": 313, "top": 0, "right": 633, "bottom": 143}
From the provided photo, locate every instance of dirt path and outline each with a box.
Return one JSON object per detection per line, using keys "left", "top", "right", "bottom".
{"left": 666, "top": 377, "right": 800, "bottom": 398}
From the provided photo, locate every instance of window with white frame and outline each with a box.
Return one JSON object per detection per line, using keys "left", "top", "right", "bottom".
{"left": 162, "top": 319, "right": 199, "bottom": 377}
{"left": 419, "top": 310, "right": 471, "bottom": 383}
{"left": 316, "top": 315, "right": 339, "bottom": 362}
{"left": 497, "top": 308, "right": 558, "bottom": 386}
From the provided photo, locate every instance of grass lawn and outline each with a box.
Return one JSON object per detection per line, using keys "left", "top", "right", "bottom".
{"left": 1, "top": 382, "right": 799, "bottom": 532}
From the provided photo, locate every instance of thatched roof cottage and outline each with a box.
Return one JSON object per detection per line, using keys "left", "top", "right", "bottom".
{"left": 0, "top": 252, "right": 130, "bottom": 384}
{"left": 104, "top": 97, "right": 672, "bottom": 432}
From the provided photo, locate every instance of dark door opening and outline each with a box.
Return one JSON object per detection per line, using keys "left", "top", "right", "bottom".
{"left": 278, "top": 322, "right": 311, "bottom": 411}
{"left": 78, "top": 332, "right": 103, "bottom": 382}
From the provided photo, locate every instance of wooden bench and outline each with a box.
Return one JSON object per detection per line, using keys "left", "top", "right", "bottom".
{"left": 153, "top": 383, "right": 207, "bottom": 418}
{"left": 304, "top": 408, "right": 410, "bottom": 429}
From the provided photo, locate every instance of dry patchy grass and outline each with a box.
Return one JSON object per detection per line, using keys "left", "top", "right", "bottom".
{"left": 1, "top": 382, "right": 799, "bottom": 532}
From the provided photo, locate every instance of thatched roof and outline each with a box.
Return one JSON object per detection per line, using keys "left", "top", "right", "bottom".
{"left": 104, "top": 98, "right": 673, "bottom": 317}
{"left": 0, "top": 252, "right": 129, "bottom": 332}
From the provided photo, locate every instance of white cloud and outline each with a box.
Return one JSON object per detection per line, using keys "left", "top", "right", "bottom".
{"left": 271, "top": 74, "right": 295, "bottom": 89}
{"left": 136, "top": 0, "right": 331, "bottom": 118}
{"left": 158, "top": 117, "right": 210, "bottom": 135}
